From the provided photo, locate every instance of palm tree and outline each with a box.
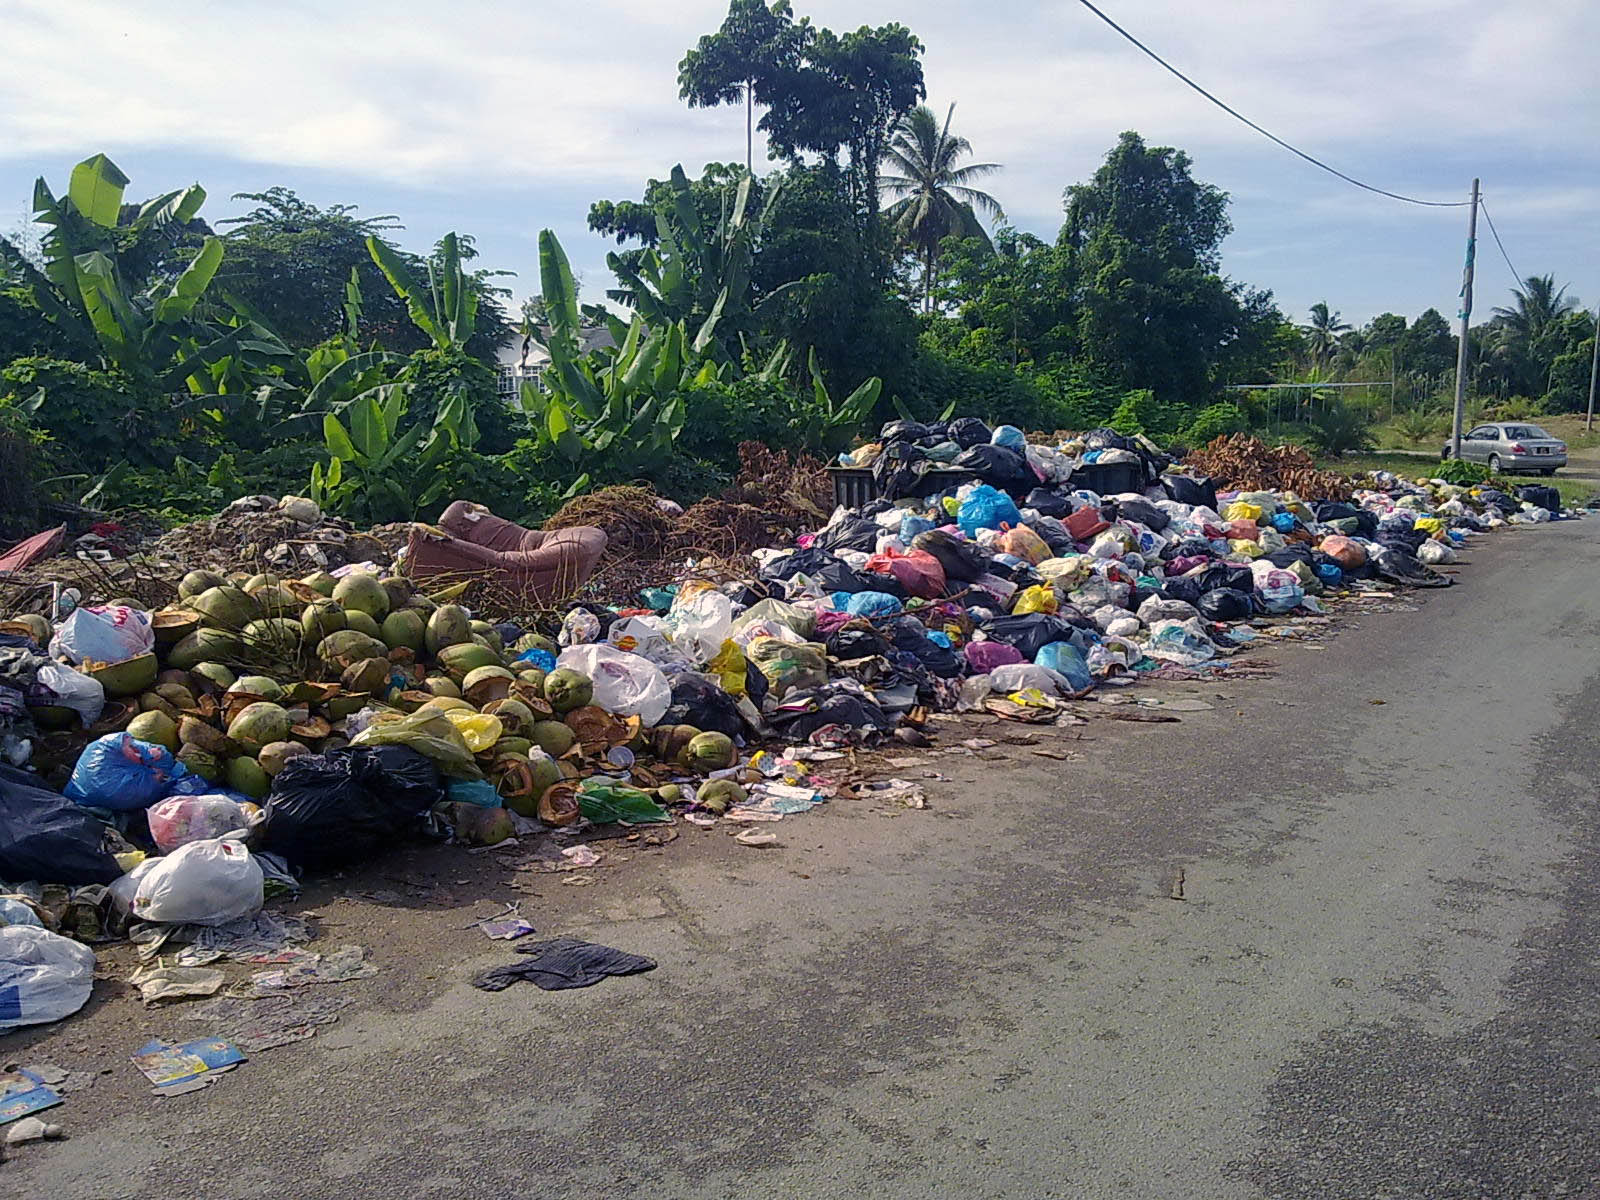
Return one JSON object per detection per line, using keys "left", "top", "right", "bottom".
{"left": 1301, "top": 302, "right": 1351, "bottom": 366}
{"left": 880, "top": 103, "right": 1003, "bottom": 312}
{"left": 1491, "top": 274, "right": 1576, "bottom": 394}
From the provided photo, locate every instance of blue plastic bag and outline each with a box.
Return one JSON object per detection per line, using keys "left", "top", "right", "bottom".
{"left": 1269, "top": 511, "right": 1296, "bottom": 533}
{"left": 1315, "top": 562, "right": 1344, "bottom": 587}
{"left": 990, "top": 424, "right": 1026, "bottom": 452}
{"left": 926, "top": 630, "right": 952, "bottom": 648}
{"left": 64, "top": 733, "right": 188, "bottom": 811}
{"left": 899, "top": 515, "right": 936, "bottom": 541}
{"left": 958, "top": 485, "right": 1022, "bottom": 536}
{"left": 447, "top": 778, "right": 503, "bottom": 808}
{"left": 845, "top": 591, "right": 903, "bottom": 617}
{"left": 515, "top": 648, "right": 557, "bottom": 671}
{"left": 1035, "top": 641, "right": 1094, "bottom": 693}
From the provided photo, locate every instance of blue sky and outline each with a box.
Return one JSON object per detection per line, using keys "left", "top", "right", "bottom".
{"left": 3, "top": 0, "right": 1595, "bottom": 335}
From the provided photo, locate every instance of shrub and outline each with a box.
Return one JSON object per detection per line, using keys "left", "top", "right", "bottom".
{"left": 1436, "top": 458, "right": 1490, "bottom": 485}
{"left": 1181, "top": 402, "right": 1248, "bottom": 445}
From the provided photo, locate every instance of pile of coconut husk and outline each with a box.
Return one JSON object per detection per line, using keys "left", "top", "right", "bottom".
{"left": 1185, "top": 434, "right": 1354, "bottom": 502}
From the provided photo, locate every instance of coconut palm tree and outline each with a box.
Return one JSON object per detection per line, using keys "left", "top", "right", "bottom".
{"left": 1490, "top": 274, "right": 1577, "bottom": 395}
{"left": 879, "top": 103, "right": 1002, "bottom": 312}
{"left": 1301, "top": 302, "right": 1351, "bottom": 366}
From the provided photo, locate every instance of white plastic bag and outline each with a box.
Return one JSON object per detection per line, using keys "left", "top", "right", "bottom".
{"left": 1145, "top": 618, "right": 1216, "bottom": 665}
{"left": 664, "top": 588, "right": 734, "bottom": 664}
{"left": 0, "top": 924, "right": 97, "bottom": 1031}
{"left": 989, "top": 662, "right": 1069, "bottom": 696}
{"left": 111, "top": 838, "right": 264, "bottom": 926}
{"left": 606, "top": 615, "right": 674, "bottom": 661}
{"left": 48, "top": 605, "right": 154, "bottom": 665}
{"left": 34, "top": 663, "right": 106, "bottom": 728}
{"left": 555, "top": 643, "right": 672, "bottom": 726}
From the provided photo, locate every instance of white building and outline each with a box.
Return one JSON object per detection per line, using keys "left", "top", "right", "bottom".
{"left": 492, "top": 325, "right": 618, "bottom": 403}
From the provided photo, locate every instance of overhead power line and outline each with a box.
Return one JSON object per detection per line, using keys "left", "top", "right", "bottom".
{"left": 1476, "top": 197, "right": 1524, "bottom": 287}
{"left": 1071, "top": 0, "right": 1470, "bottom": 208}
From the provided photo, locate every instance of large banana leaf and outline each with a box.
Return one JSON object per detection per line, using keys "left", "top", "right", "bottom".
{"left": 131, "top": 184, "right": 206, "bottom": 235}
{"left": 349, "top": 395, "right": 389, "bottom": 460}
{"left": 367, "top": 235, "right": 444, "bottom": 347}
{"left": 68, "top": 154, "right": 129, "bottom": 229}
{"left": 323, "top": 413, "right": 360, "bottom": 463}
{"left": 537, "top": 230, "right": 582, "bottom": 344}
{"left": 303, "top": 350, "right": 402, "bottom": 410}
{"left": 153, "top": 236, "right": 223, "bottom": 324}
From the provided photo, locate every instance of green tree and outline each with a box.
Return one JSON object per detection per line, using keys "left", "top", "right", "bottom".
{"left": 1397, "top": 307, "right": 1456, "bottom": 378}
{"left": 1364, "top": 312, "right": 1407, "bottom": 354}
{"left": 677, "top": 0, "right": 808, "bottom": 172}
{"left": 1301, "top": 302, "right": 1351, "bottom": 366}
{"left": 880, "top": 103, "right": 1002, "bottom": 312}
{"left": 1059, "top": 132, "right": 1280, "bottom": 403}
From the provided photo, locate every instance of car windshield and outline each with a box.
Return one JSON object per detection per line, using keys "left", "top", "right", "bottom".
{"left": 1504, "top": 425, "right": 1551, "bottom": 440}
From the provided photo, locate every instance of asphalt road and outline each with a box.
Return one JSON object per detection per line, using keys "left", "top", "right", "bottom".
{"left": 9, "top": 516, "right": 1600, "bottom": 1199}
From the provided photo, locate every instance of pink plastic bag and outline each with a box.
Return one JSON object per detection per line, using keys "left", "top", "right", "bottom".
{"left": 863, "top": 547, "right": 947, "bottom": 598}
{"left": 147, "top": 795, "right": 251, "bottom": 854}
{"left": 965, "top": 641, "right": 1025, "bottom": 673}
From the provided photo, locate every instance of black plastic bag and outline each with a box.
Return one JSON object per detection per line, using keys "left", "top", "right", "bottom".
{"left": 762, "top": 548, "right": 904, "bottom": 597}
{"left": 911, "top": 530, "right": 990, "bottom": 583}
{"left": 1083, "top": 427, "right": 1136, "bottom": 452}
{"left": 722, "top": 577, "right": 786, "bottom": 608}
{"left": 0, "top": 763, "right": 122, "bottom": 885}
{"left": 1518, "top": 485, "right": 1560, "bottom": 513}
{"left": 879, "top": 419, "right": 929, "bottom": 445}
{"left": 769, "top": 685, "right": 893, "bottom": 738}
{"left": 952, "top": 444, "right": 1035, "bottom": 494}
{"left": 825, "top": 623, "right": 892, "bottom": 660}
{"left": 1169, "top": 538, "right": 1216, "bottom": 559}
{"left": 1114, "top": 496, "right": 1170, "bottom": 532}
{"left": 1196, "top": 588, "right": 1253, "bottom": 621}
{"left": 883, "top": 616, "right": 964, "bottom": 678}
{"left": 947, "top": 416, "right": 993, "bottom": 449}
{"left": 743, "top": 659, "right": 770, "bottom": 708}
{"left": 663, "top": 674, "right": 744, "bottom": 738}
{"left": 980, "top": 614, "right": 1090, "bottom": 660}
{"left": 262, "top": 746, "right": 444, "bottom": 870}
{"left": 1373, "top": 547, "right": 1453, "bottom": 589}
{"left": 1024, "top": 487, "right": 1071, "bottom": 518}
{"left": 1264, "top": 544, "right": 1314, "bottom": 570}
{"left": 1160, "top": 473, "right": 1219, "bottom": 511}
{"left": 1163, "top": 563, "right": 1254, "bottom": 605}
{"left": 815, "top": 515, "right": 881, "bottom": 554}
{"left": 873, "top": 442, "right": 930, "bottom": 500}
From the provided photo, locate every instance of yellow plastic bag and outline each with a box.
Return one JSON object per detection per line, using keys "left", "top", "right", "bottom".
{"left": 747, "top": 637, "right": 828, "bottom": 698}
{"left": 1012, "top": 584, "right": 1059, "bottom": 615}
{"left": 351, "top": 709, "right": 482, "bottom": 778}
{"left": 1228, "top": 539, "right": 1264, "bottom": 559}
{"left": 708, "top": 639, "right": 747, "bottom": 697}
{"left": 442, "top": 709, "right": 504, "bottom": 753}
{"left": 1224, "top": 501, "right": 1264, "bottom": 523}
{"left": 1413, "top": 516, "right": 1444, "bottom": 534}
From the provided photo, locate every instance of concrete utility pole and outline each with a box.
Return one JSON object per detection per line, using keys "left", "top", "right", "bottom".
{"left": 1586, "top": 306, "right": 1600, "bottom": 433}
{"left": 1450, "top": 179, "right": 1480, "bottom": 461}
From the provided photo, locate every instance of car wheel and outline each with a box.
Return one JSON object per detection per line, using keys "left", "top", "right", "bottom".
{"left": 1440, "top": 446, "right": 1452, "bottom": 461}
{"left": 1541, "top": 468, "right": 1555, "bottom": 476}
{"left": 1488, "top": 454, "right": 1501, "bottom": 474}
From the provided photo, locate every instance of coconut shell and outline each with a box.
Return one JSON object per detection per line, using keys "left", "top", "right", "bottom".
{"left": 152, "top": 608, "right": 202, "bottom": 646}
{"left": 176, "top": 743, "right": 224, "bottom": 783}
{"left": 179, "top": 715, "right": 233, "bottom": 756}
{"left": 342, "top": 657, "right": 392, "bottom": 695}
{"left": 537, "top": 781, "right": 581, "bottom": 827}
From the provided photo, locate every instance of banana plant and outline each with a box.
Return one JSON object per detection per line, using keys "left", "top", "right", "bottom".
{"left": 604, "top": 166, "right": 781, "bottom": 362}
{"left": 308, "top": 385, "right": 478, "bottom": 523}
{"left": 1, "top": 153, "right": 289, "bottom": 393}
{"left": 797, "top": 348, "right": 883, "bottom": 454}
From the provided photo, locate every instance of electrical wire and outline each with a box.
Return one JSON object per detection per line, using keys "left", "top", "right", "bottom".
{"left": 1476, "top": 197, "right": 1524, "bottom": 287}
{"left": 1071, "top": 0, "right": 1470, "bottom": 208}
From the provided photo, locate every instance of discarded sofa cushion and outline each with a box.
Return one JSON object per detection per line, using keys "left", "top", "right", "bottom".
{"left": 407, "top": 501, "right": 606, "bottom": 603}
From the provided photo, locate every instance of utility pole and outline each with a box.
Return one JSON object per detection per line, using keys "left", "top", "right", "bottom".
{"left": 1451, "top": 178, "right": 1479, "bottom": 461}
{"left": 1586, "top": 305, "right": 1600, "bottom": 432}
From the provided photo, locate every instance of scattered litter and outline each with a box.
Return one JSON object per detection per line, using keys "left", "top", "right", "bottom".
{"left": 5, "top": 1116, "right": 64, "bottom": 1144}
{"left": 1, "top": 1069, "right": 63, "bottom": 1125}
{"left": 131, "top": 1036, "right": 245, "bottom": 1095}
{"left": 242, "top": 944, "right": 375, "bottom": 995}
{"left": 734, "top": 828, "right": 780, "bottom": 848}
{"left": 185, "top": 991, "right": 355, "bottom": 1053}
{"left": 130, "top": 964, "right": 226, "bottom": 1005}
{"left": 471, "top": 937, "right": 657, "bottom": 992}
{"left": 860, "top": 778, "right": 928, "bottom": 809}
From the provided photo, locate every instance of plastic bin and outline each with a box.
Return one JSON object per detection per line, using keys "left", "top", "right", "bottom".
{"left": 828, "top": 467, "right": 989, "bottom": 509}
{"left": 1069, "top": 460, "right": 1143, "bottom": 497}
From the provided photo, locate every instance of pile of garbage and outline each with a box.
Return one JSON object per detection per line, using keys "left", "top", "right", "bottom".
{"left": 0, "top": 415, "right": 1574, "bottom": 1042}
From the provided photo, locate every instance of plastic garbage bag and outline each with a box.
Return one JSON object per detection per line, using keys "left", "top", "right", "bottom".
{"left": 663, "top": 586, "right": 735, "bottom": 664}
{"left": 957, "top": 485, "right": 1023, "bottom": 536}
{"left": 1145, "top": 618, "right": 1216, "bottom": 665}
{"left": 998, "top": 525, "right": 1050, "bottom": 565}
{"left": 559, "top": 608, "right": 602, "bottom": 647}
{"left": 111, "top": 838, "right": 263, "bottom": 926}
{"left": 841, "top": 590, "right": 904, "bottom": 617}
{"left": 147, "top": 795, "right": 251, "bottom": 854}
{"left": 747, "top": 638, "right": 829, "bottom": 698}
{"left": 663, "top": 673, "right": 745, "bottom": 738}
{"left": 1069, "top": 577, "right": 1132, "bottom": 611}
{"left": 64, "top": 733, "right": 188, "bottom": 811}
{"left": 33, "top": 663, "right": 105, "bottom": 728}
{"left": 730, "top": 598, "right": 817, "bottom": 642}
{"left": 947, "top": 416, "right": 992, "bottom": 448}
{"left": 965, "top": 640, "right": 1024, "bottom": 673}
{"left": 990, "top": 424, "right": 1026, "bottom": 451}
{"left": 0, "top": 925, "right": 96, "bottom": 1032}
{"left": 1137, "top": 595, "right": 1199, "bottom": 625}
{"left": 863, "top": 547, "right": 946, "bottom": 598}
{"left": 577, "top": 779, "right": 670, "bottom": 825}
{"left": 954, "top": 444, "right": 1036, "bottom": 493}
{"left": 883, "top": 617, "right": 964, "bottom": 678}
{"left": 0, "top": 763, "right": 122, "bottom": 884}
{"left": 1012, "top": 584, "right": 1059, "bottom": 615}
{"left": 989, "top": 662, "right": 1069, "bottom": 696}
{"left": 351, "top": 709, "right": 481, "bottom": 777}
{"left": 1416, "top": 539, "right": 1456, "bottom": 565}
{"left": 911, "top": 530, "right": 989, "bottom": 584}
{"left": 981, "top": 613, "right": 1090, "bottom": 660}
{"left": 48, "top": 605, "right": 155, "bottom": 666}
{"left": 262, "top": 746, "right": 444, "bottom": 870}
{"left": 1254, "top": 568, "right": 1305, "bottom": 614}
{"left": 606, "top": 615, "right": 673, "bottom": 660}
{"left": 1196, "top": 587, "right": 1252, "bottom": 621}
{"left": 1372, "top": 546, "right": 1453, "bottom": 588}
{"left": 1035, "top": 641, "right": 1094, "bottom": 692}
{"left": 555, "top": 643, "right": 673, "bottom": 726}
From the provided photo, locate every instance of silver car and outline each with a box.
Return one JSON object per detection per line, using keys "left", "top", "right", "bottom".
{"left": 1442, "top": 422, "right": 1567, "bottom": 475}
